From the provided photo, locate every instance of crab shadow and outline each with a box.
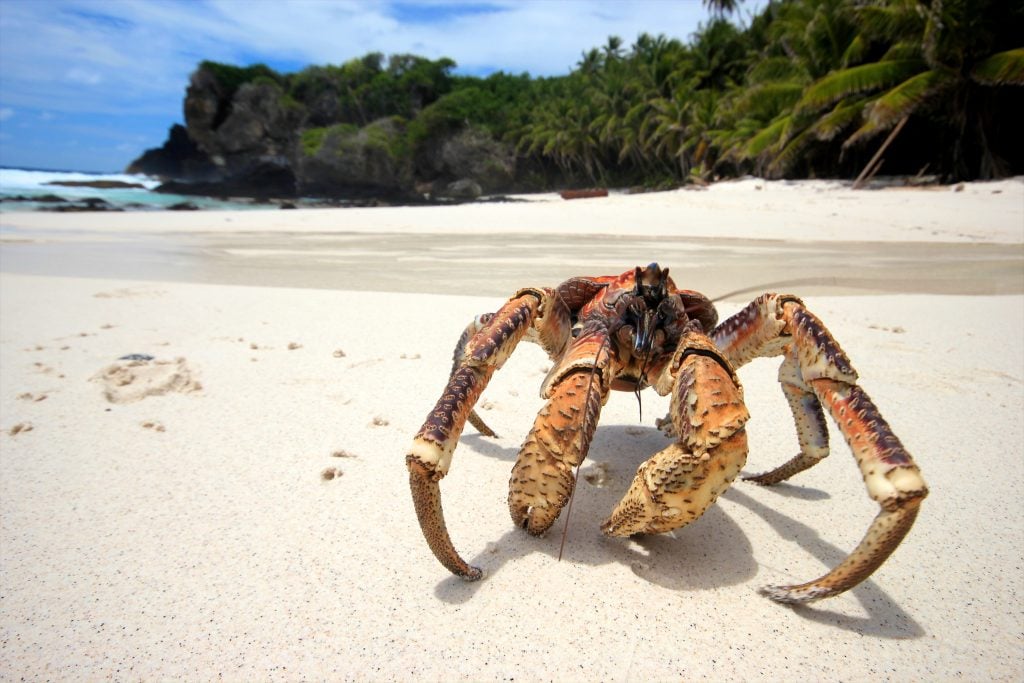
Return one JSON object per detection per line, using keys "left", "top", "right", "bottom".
{"left": 460, "top": 432, "right": 520, "bottom": 461}
{"left": 723, "top": 486, "right": 924, "bottom": 638}
{"left": 738, "top": 478, "right": 831, "bottom": 502}
{"left": 436, "top": 424, "right": 923, "bottom": 639}
{"left": 436, "top": 425, "right": 754, "bottom": 598}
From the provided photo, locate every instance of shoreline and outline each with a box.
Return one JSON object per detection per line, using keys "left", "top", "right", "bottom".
{"left": 1, "top": 229, "right": 1020, "bottom": 299}
{"left": 2, "top": 178, "right": 1022, "bottom": 299}
{"left": 3, "top": 177, "right": 1022, "bottom": 243}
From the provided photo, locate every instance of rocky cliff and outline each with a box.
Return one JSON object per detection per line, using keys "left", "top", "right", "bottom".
{"left": 130, "top": 59, "right": 525, "bottom": 200}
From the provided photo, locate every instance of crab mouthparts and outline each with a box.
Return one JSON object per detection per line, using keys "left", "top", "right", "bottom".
{"left": 633, "top": 309, "right": 657, "bottom": 356}
{"left": 629, "top": 263, "right": 670, "bottom": 357}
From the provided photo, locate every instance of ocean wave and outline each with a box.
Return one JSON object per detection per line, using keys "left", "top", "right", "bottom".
{"left": 0, "top": 167, "right": 161, "bottom": 192}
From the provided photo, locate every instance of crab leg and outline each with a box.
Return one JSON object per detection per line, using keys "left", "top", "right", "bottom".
{"left": 449, "top": 313, "right": 498, "bottom": 437}
{"left": 407, "top": 287, "right": 571, "bottom": 579}
{"left": 508, "top": 327, "right": 614, "bottom": 535}
{"left": 714, "top": 295, "right": 928, "bottom": 602}
{"left": 765, "top": 376, "right": 925, "bottom": 603}
{"left": 744, "top": 354, "right": 831, "bottom": 485}
{"left": 603, "top": 332, "right": 750, "bottom": 536}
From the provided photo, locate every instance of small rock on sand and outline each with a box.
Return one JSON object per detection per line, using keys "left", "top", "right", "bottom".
{"left": 321, "top": 467, "right": 342, "bottom": 481}
{"left": 8, "top": 422, "right": 34, "bottom": 436}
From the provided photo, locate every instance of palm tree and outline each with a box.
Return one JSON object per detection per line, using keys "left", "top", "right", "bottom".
{"left": 717, "top": 0, "right": 859, "bottom": 177}
{"left": 703, "top": 0, "right": 741, "bottom": 17}
{"left": 790, "top": 0, "right": 1024, "bottom": 179}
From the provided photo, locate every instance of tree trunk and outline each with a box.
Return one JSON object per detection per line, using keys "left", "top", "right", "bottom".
{"left": 853, "top": 116, "right": 909, "bottom": 189}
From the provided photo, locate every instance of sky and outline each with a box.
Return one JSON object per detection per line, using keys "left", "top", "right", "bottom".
{"left": 0, "top": 0, "right": 759, "bottom": 173}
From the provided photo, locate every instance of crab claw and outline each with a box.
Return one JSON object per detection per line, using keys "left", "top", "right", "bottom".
{"left": 760, "top": 500, "right": 921, "bottom": 603}
{"left": 408, "top": 459, "right": 482, "bottom": 581}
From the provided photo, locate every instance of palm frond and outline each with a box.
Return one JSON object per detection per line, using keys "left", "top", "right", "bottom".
{"left": 840, "top": 34, "right": 867, "bottom": 68}
{"left": 747, "top": 57, "right": 807, "bottom": 85}
{"left": 880, "top": 41, "right": 922, "bottom": 62}
{"left": 842, "top": 117, "right": 885, "bottom": 149}
{"left": 735, "top": 82, "right": 806, "bottom": 121}
{"left": 766, "top": 126, "right": 816, "bottom": 177}
{"left": 849, "top": 4, "right": 923, "bottom": 43}
{"left": 867, "top": 68, "right": 954, "bottom": 129}
{"left": 797, "top": 60, "right": 923, "bottom": 113}
{"left": 811, "top": 100, "right": 864, "bottom": 141}
{"left": 743, "top": 116, "right": 789, "bottom": 159}
{"left": 972, "top": 48, "right": 1024, "bottom": 86}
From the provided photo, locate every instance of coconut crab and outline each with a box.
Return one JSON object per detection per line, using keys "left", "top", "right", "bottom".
{"left": 406, "top": 263, "right": 927, "bottom": 603}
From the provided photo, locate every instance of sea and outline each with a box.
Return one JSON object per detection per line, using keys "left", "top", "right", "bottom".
{"left": 0, "top": 167, "right": 266, "bottom": 212}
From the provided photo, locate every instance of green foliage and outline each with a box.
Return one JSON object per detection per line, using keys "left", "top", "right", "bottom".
{"left": 796, "top": 60, "right": 924, "bottom": 113}
{"left": 972, "top": 48, "right": 1024, "bottom": 85}
{"left": 810, "top": 101, "right": 863, "bottom": 142}
{"left": 284, "top": 53, "right": 455, "bottom": 126}
{"left": 365, "top": 117, "right": 411, "bottom": 164}
{"left": 408, "top": 72, "right": 538, "bottom": 149}
{"left": 301, "top": 124, "right": 357, "bottom": 156}
{"left": 301, "top": 127, "right": 328, "bottom": 156}
{"left": 866, "top": 68, "right": 954, "bottom": 128}
{"left": 199, "top": 61, "right": 283, "bottom": 99}
{"left": 196, "top": 0, "right": 1024, "bottom": 186}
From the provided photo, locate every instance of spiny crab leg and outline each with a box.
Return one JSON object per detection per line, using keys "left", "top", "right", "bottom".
{"left": 763, "top": 377, "right": 924, "bottom": 603}
{"left": 407, "top": 294, "right": 539, "bottom": 579}
{"left": 508, "top": 328, "right": 613, "bottom": 536}
{"left": 602, "top": 333, "right": 750, "bottom": 536}
{"left": 743, "top": 353, "right": 830, "bottom": 485}
{"left": 449, "top": 313, "right": 498, "bottom": 438}
{"left": 713, "top": 295, "right": 928, "bottom": 603}
{"left": 407, "top": 286, "right": 572, "bottom": 580}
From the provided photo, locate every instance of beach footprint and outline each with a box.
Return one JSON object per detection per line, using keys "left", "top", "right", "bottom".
{"left": 91, "top": 357, "right": 201, "bottom": 404}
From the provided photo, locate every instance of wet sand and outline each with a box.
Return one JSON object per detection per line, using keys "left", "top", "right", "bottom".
{"left": 0, "top": 228, "right": 1021, "bottom": 298}
{"left": 3, "top": 176, "right": 1023, "bottom": 300}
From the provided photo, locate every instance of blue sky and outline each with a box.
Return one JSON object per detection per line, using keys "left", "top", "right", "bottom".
{"left": 0, "top": 0, "right": 757, "bottom": 173}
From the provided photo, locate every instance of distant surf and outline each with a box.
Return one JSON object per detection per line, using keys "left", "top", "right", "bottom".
{"left": 0, "top": 167, "right": 265, "bottom": 211}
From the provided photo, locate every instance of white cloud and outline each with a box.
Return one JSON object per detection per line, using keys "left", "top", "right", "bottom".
{"left": 65, "top": 67, "right": 103, "bottom": 85}
{"left": 0, "top": 0, "right": 763, "bottom": 170}
{"left": 0, "top": 0, "right": 756, "bottom": 116}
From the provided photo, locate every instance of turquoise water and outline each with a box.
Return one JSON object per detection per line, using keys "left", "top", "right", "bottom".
{"left": 0, "top": 167, "right": 266, "bottom": 211}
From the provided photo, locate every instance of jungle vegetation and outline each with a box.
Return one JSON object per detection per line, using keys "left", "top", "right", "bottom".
{"left": 204, "top": 0, "right": 1024, "bottom": 185}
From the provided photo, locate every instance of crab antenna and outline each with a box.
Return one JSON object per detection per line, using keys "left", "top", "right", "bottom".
{"left": 709, "top": 276, "right": 843, "bottom": 303}
{"left": 634, "top": 350, "right": 650, "bottom": 422}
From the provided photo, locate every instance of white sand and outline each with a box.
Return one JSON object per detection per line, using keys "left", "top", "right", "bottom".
{"left": 1, "top": 180, "right": 1023, "bottom": 680}
{"left": 3, "top": 177, "right": 1022, "bottom": 243}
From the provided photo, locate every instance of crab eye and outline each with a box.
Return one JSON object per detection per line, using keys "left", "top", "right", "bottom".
{"left": 571, "top": 322, "right": 584, "bottom": 338}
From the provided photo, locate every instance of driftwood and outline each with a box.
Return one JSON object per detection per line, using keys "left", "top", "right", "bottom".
{"left": 853, "top": 116, "right": 909, "bottom": 189}
{"left": 560, "top": 188, "right": 609, "bottom": 200}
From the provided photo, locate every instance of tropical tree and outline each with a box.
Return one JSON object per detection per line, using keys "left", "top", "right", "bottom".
{"left": 777, "top": 0, "right": 1024, "bottom": 179}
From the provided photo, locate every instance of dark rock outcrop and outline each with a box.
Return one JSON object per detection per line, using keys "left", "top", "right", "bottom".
{"left": 0, "top": 194, "right": 67, "bottom": 203}
{"left": 128, "top": 62, "right": 524, "bottom": 201}
{"left": 182, "top": 74, "right": 304, "bottom": 197}
{"left": 416, "top": 127, "right": 515, "bottom": 195}
{"left": 42, "top": 197, "right": 122, "bottom": 212}
{"left": 126, "top": 124, "right": 219, "bottom": 181}
{"left": 45, "top": 180, "right": 145, "bottom": 189}
{"left": 440, "top": 179, "right": 483, "bottom": 200}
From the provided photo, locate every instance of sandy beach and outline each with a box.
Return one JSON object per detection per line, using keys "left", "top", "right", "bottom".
{"left": 1, "top": 179, "right": 1023, "bottom": 681}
